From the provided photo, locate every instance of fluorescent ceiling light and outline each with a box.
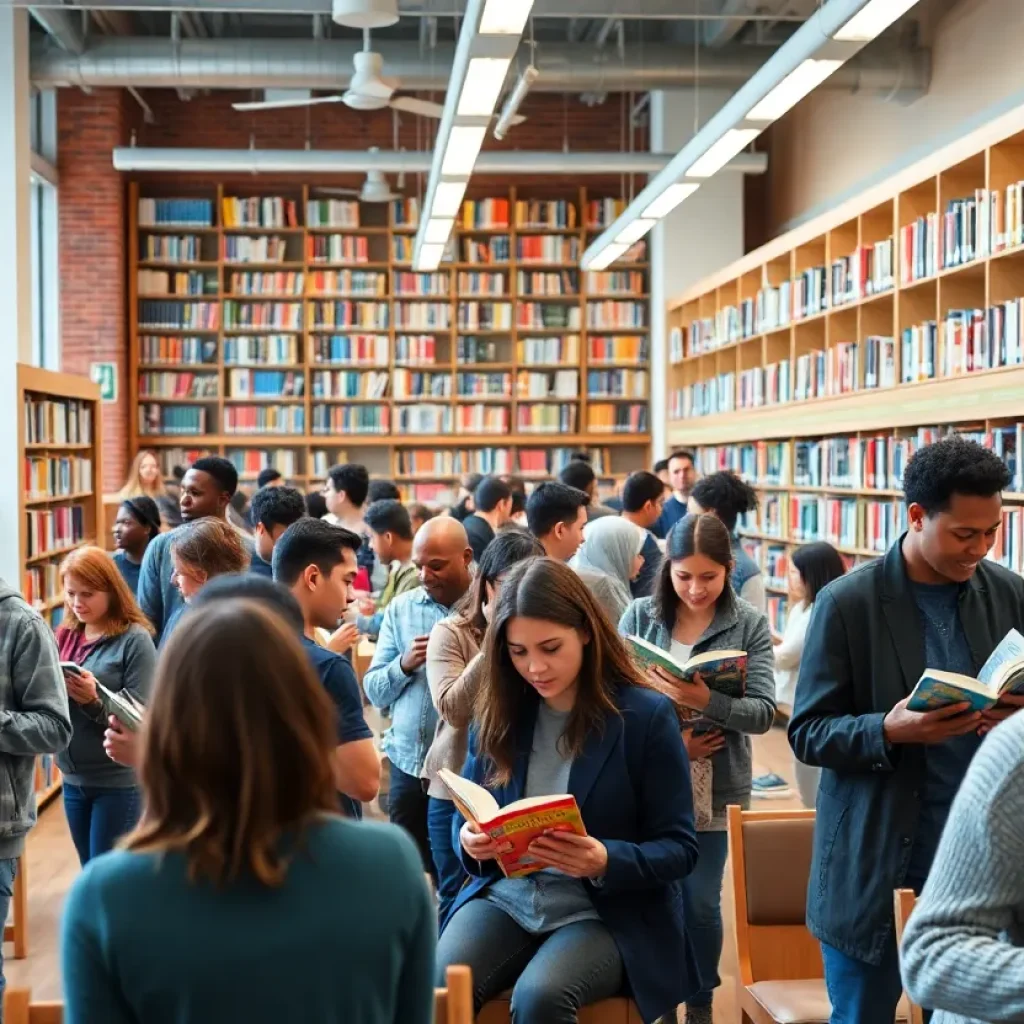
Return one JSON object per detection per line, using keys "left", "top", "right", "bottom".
{"left": 585, "top": 243, "right": 629, "bottom": 271}
{"left": 415, "top": 242, "right": 446, "bottom": 271}
{"left": 835, "top": 0, "right": 919, "bottom": 40}
{"left": 424, "top": 218, "right": 455, "bottom": 245}
{"left": 457, "top": 58, "right": 511, "bottom": 118}
{"left": 479, "top": 0, "right": 533, "bottom": 35}
{"left": 441, "top": 125, "right": 487, "bottom": 176}
{"left": 687, "top": 127, "right": 761, "bottom": 179}
{"left": 432, "top": 181, "right": 468, "bottom": 219}
{"left": 616, "top": 219, "right": 655, "bottom": 246}
{"left": 642, "top": 182, "right": 701, "bottom": 219}
{"left": 747, "top": 58, "right": 844, "bottom": 121}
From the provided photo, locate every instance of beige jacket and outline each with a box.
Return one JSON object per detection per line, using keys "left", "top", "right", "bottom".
{"left": 423, "top": 613, "right": 484, "bottom": 799}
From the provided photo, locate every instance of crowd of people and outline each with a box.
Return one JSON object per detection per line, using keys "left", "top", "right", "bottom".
{"left": 0, "top": 434, "right": 1022, "bottom": 1023}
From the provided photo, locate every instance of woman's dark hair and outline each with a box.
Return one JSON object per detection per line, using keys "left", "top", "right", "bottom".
{"left": 653, "top": 513, "right": 735, "bottom": 628}
{"left": 305, "top": 490, "right": 328, "bottom": 520}
{"left": 456, "top": 528, "right": 543, "bottom": 633}
{"left": 791, "top": 542, "right": 846, "bottom": 603}
{"left": 121, "top": 496, "right": 161, "bottom": 541}
{"left": 124, "top": 600, "right": 339, "bottom": 886}
{"left": 476, "top": 557, "right": 648, "bottom": 786}
{"left": 690, "top": 470, "right": 759, "bottom": 533}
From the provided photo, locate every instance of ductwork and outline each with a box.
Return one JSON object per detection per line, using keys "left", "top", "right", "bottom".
{"left": 32, "top": 36, "right": 931, "bottom": 98}
{"left": 111, "top": 147, "right": 769, "bottom": 175}
{"left": 29, "top": 8, "right": 85, "bottom": 55}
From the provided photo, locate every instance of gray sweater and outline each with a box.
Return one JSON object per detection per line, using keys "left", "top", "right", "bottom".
{"left": 618, "top": 594, "right": 776, "bottom": 827}
{"left": 900, "top": 712, "right": 1024, "bottom": 1024}
{"left": 0, "top": 584, "right": 72, "bottom": 857}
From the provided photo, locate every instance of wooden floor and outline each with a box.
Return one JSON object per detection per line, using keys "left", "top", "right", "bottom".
{"left": 6, "top": 724, "right": 803, "bottom": 1020}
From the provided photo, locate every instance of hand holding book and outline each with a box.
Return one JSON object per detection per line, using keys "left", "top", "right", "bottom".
{"left": 644, "top": 664, "right": 711, "bottom": 714}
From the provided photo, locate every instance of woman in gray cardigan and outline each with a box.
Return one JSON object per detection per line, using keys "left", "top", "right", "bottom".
{"left": 619, "top": 513, "right": 775, "bottom": 1024}
{"left": 56, "top": 547, "right": 156, "bottom": 865}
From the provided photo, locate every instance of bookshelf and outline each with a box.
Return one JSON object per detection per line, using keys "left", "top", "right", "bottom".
{"left": 664, "top": 110, "right": 1024, "bottom": 635}
{"left": 129, "top": 184, "right": 650, "bottom": 504}
{"left": 17, "top": 364, "right": 103, "bottom": 810}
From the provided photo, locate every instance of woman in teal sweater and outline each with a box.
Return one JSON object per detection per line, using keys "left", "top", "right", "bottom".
{"left": 61, "top": 598, "right": 436, "bottom": 1024}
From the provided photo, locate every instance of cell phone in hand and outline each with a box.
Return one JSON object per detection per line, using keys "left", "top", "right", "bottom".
{"left": 60, "top": 662, "right": 84, "bottom": 677}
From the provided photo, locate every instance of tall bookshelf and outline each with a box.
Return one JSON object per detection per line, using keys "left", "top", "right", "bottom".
{"left": 18, "top": 364, "right": 103, "bottom": 809}
{"left": 665, "top": 109, "right": 1024, "bottom": 635}
{"left": 129, "top": 182, "right": 650, "bottom": 504}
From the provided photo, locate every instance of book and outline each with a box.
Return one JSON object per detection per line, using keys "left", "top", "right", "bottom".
{"left": 907, "top": 628, "right": 1024, "bottom": 711}
{"left": 437, "top": 768, "right": 586, "bottom": 879}
{"left": 96, "top": 681, "right": 146, "bottom": 732}
{"left": 626, "top": 636, "right": 747, "bottom": 693}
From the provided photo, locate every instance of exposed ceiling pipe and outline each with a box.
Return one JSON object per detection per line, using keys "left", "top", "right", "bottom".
{"left": 31, "top": 37, "right": 931, "bottom": 98}
{"left": 30, "top": 6, "right": 85, "bottom": 54}
{"left": 111, "top": 147, "right": 769, "bottom": 176}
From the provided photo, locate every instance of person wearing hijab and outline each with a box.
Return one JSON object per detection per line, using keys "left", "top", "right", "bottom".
{"left": 570, "top": 516, "right": 646, "bottom": 624}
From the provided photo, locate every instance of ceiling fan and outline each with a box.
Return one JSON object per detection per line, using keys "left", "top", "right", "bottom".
{"left": 312, "top": 153, "right": 403, "bottom": 204}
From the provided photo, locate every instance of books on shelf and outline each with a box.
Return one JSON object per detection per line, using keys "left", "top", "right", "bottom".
{"left": 308, "top": 300, "right": 388, "bottom": 330}
{"left": 224, "top": 301, "right": 302, "bottom": 331}
{"left": 139, "top": 404, "right": 208, "bottom": 436}
{"left": 137, "top": 269, "right": 216, "bottom": 297}
{"left": 588, "top": 335, "right": 648, "bottom": 364}
{"left": 394, "top": 272, "right": 449, "bottom": 297}
{"left": 141, "top": 235, "right": 204, "bottom": 263}
{"left": 697, "top": 441, "right": 789, "bottom": 485}
{"left": 755, "top": 283, "right": 792, "bottom": 335}
{"left": 942, "top": 191, "right": 993, "bottom": 269}
{"left": 942, "top": 301, "right": 1024, "bottom": 375}
{"left": 586, "top": 301, "right": 645, "bottom": 329}
{"left": 586, "top": 271, "right": 646, "bottom": 295}
{"left": 518, "top": 303, "right": 580, "bottom": 330}
{"left": 394, "top": 302, "right": 451, "bottom": 330}
{"left": 864, "top": 336, "right": 896, "bottom": 389}
{"left": 138, "top": 198, "right": 214, "bottom": 228}
{"left": 456, "top": 404, "right": 510, "bottom": 434}
{"left": 792, "top": 267, "right": 828, "bottom": 320}
{"left": 310, "top": 450, "right": 349, "bottom": 478}
{"left": 313, "top": 370, "right": 390, "bottom": 400}
{"left": 518, "top": 336, "right": 580, "bottom": 365}
{"left": 26, "top": 506, "right": 86, "bottom": 557}
{"left": 587, "top": 402, "right": 647, "bottom": 434}
{"left": 828, "top": 341, "right": 860, "bottom": 395}
{"left": 516, "top": 370, "right": 578, "bottom": 399}
{"left": 458, "top": 372, "right": 512, "bottom": 398}
{"left": 223, "top": 335, "right": 297, "bottom": 365}
{"left": 459, "top": 337, "right": 502, "bottom": 365}
{"left": 459, "top": 302, "right": 512, "bottom": 330}
{"left": 458, "top": 271, "right": 506, "bottom": 296}
{"left": 156, "top": 448, "right": 210, "bottom": 475}
{"left": 227, "top": 370, "right": 304, "bottom": 398}
{"left": 227, "top": 449, "right": 301, "bottom": 478}
{"left": 681, "top": 374, "right": 735, "bottom": 419}
{"left": 739, "top": 368, "right": 765, "bottom": 410}
{"left": 830, "top": 240, "right": 895, "bottom": 306}
{"left": 313, "top": 404, "right": 390, "bottom": 435}
{"left": 24, "top": 562, "right": 60, "bottom": 607}
{"left": 462, "top": 199, "right": 510, "bottom": 229}
{"left": 222, "top": 196, "right": 298, "bottom": 229}
{"left": 391, "top": 198, "right": 420, "bottom": 229}
{"left": 229, "top": 271, "right": 304, "bottom": 296}
{"left": 794, "top": 350, "right": 826, "bottom": 401}
{"left": 900, "top": 214, "right": 940, "bottom": 283}
{"left": 139, "top": 301, "right": 220, "bottom": 330}
{"left": 517, "top": 403, "right": 577, "bottom": 434}
{"left": 223, "top": 235, "right": 290, "bottom": 264}
{"left": 308, "top": 269, "right": 387, "bottom": 296}
{"left": 25, "top": 398, "right": 93, "bottom": 445}
{"left": 586, "top": 369, "right": 648, "bottom": 398}
{"left": 516, "top": 235, "right": 579, "bottom": 264}
{"left": 514, "top": 200, "right": 577, "bottom": 230}
{"left": 462, "top": 236, "right": 511, "bottom": 264}
{"left": 765, "top": 545, "right": 788, "bottom": 589}
{"left": 397, "top": 448, "right": 513, "bottom": 476}
{"left": 392, "top": 235, "right": 413, "bottom": 264}
{"left": 139, "top": 372, "right": 219, "bottom": 399}
{"left": 395, "top": 335, "right": 437, "bottom": 366}
{"left": 393, "top": 370, "right": 451, "bottom": 399}
{"left": 767, "top": 594, "right": 788, "bottom": 633}
{"left": 901, "top": 321, "right": 937, "bottom": 383}
{"left": 307, "top": 235, "right": 370, "bottom": 264}
{"left": 405, "top": 482, "right": 458, "bottom": 503}
{"left": 398, "top": 403, "right": 453, "bottom": 435}
{"left": 24, "top": 456, "right": 92, "bottom": 500}
{"left": 586, "top": 198, "right": 625, "bottom": 227}
{"left": 517, "top": 271, "right": 579, "bottom": 296}
{"left": 312, "top": 333, "right": 388, "bottom": 366}
{"left": 140, "top": 335, "right": 217, "bottom": 365}
{"left": 306, "top": 199, "right": 359, "bottom": 228}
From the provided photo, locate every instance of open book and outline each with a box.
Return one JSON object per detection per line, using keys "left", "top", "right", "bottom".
{"left": 627, "top": 636, "right": 747, "bottom": 695}
{"left": 96, "top": 682, "right": 145, "bottom": 732}
{"left": 908, "top": 628, "right": 1024, "bottom": 711}
{"left": 438, "top": 768, "right": 586, "bottom": 879}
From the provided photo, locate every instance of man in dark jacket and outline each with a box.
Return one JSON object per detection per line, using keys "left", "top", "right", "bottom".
{"left": 789, "top": 435, "right": 1024, "bottom": 1024}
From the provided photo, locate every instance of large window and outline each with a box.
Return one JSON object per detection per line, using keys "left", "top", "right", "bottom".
{"left": 30, "top": 89, "right": 59, "bottom": 370}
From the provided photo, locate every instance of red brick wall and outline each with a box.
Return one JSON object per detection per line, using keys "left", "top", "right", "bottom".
{"left": 57, "top": 88, "right": 644, "bottom": 490}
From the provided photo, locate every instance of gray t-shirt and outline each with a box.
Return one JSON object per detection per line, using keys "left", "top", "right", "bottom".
{"left": 484, "top": 702, "right": 599, "bottom": 933}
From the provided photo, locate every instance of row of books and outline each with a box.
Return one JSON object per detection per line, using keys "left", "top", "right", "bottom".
{"left": 587, "top": 271, "right": 646, "bottom": 295}
{"left": 312, "top": 405, "right": 391, "bottom": 435}
{"left": 223, "top": 335, "right": 298, "bottom": 365}
{"left": 221, "top": 196, "right": 299, "bottom": 229}
{"left": 398, "top": 449, "right": 514, "bottom": 476}
{"left": 224, "top": 406, "right": 306, "bottom": 434}
{"left": 23, "top": 563, "right": 60, "bottom": 608}
{"left": 156, "top": 449, "right": 210, "bottom": 474}
{"left": 314, "top": 370, "right": 390, "bottom": 400}
{"left": 305, "top": 300, "right": 388, "bottom": 329}
{"left": 737, "top": 361, "right": 792, "bottom": 409}
{"left": 990, "top": 506, "right": 1024, "bottom": 575}
{"left": 517, "top": 404, "right": 576, "bottom": 434}
{"left": 395, "top": 273, "right": 449, "bottom": 297}
{"left": 516, "top": 236, "right": 580, "bottom": 263}
{"left": 459, "top": 338, "right": 501, "bottom": 364}
{"left": 139, "top": 404, "right": 208, "bottom": 435}
{"left": 589, "top": 335, "right": 648, "bottom": 363}
{"left": 24, "top": 456, "right": 93, "bottom": 499}
{"left": 396, "top": 335, "right": 437, "bottom": 365}
{"left": 393, "top": 236, "right": 413, "bottom": 263}
{"left": 224, "top": 302, "right": 302, "bottom": 330}
{"left": 229, "top": 272, "right": 305, "bottom": 297}
{"left": 941, "top": 299, "right": 1024, "bottom": 375}
{"left": 25, "top": 398, "right": 93, "bottom": 445}
{"left": 587, "top": 199, "right": 625, "bottom": 228}
{"left": 517, "top": 271, "right": 579, "bottom": 296}
{"left": 586, "top": 302, "right": 646, "bottom": 329}
{"left": 223, "top": 235, "right": 290, "bottom": 264}
{"left": 393, "top": 371, "right": 451, "bottom": 399}
{"left": 307, "top": 235, "right": 372, "bottom": 264}
{"left": 458, "top": 406, "right": 512, "bottom": 434}
{"left": 516, "top": 336, "right": 580, "bottom": 364}
{"left": 226, "top": 370, "right": 305, "bottom": 398}
{"left": 391, "top": 198, "right": 420, "bottom": 230}
{"left": 141, "top": 235, "right": 204, "bottom": 263}
{"left": 139, "top": 372, "right": 219, "bottom": 399}
{"left": 137, "top": 270, "right": 216, "bottom": 297}
{"left": 673, "top": 374, "right": 736, "bottom": 419}
{"left": 463, "top": 237, "right": 510, "bottom": 264}
{"left": 696, "top": 441, "right": 789, "bottom": 486}
{"left": 518, "top": 370, "right": 579, "bottom": 399}
{"left": 457, "top": 272, "right": 505, "bottom": 296}
{"left": 228, "top": 449, "right": 302, "bottom": 477}
{"left": 26, "top": 506, "right": 86, "bottom": 558}
{"left": 514, "top": 200, "right": 578, "bottom": 230}
{"left": 139, "top": 301, "right": 219, "bottom": 330}
{"left": 587, "top": 403, "right": 648, "bottom": 433}
{"left": 518, "top": 304, "right": 580, "bottom": 330}
{"left": 586, "top": 369, "right": 648, "bottom": 398}
{"left": 395, "top": 303, "right": 451, "bottom": 329}
{"left": 788, "top": 495, "right": 909, "bottom": 552}
{"left": 310, "top": 334, "right": 388, "bottom": 365}
{"left": 306, "top": 200, "right": 360, "bottom": 228}
{"left": 460, "top": 199, "right": 511, "bottom": 229}
{"left": 900, "top": 214, "right": 940, "bottom": 284}
{"left": 458, "top": 372, "right": 511, "bottom": 398}
{"left": 830, "top": 239, "right": 895, "bottom": 306}
{"left": 138, "top": 198, "right": 214, "bottom": 228}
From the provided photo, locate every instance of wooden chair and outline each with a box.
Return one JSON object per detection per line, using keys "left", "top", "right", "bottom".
{"left": 2, "top": 859, "right": 27, "bottom": 959}
{"left": 3, "top": 990, "right": 63, "bottom": 1024}
{"left": 436, "top": 965, "right": 473, "bottom": 1024}
{"left": 728, "top": 805, "right": 909, "bottom": 1024}
{"left": 893, "top": 889, "right": 925, "bottom": 1024}
{"left": 479, "top": 993, "right": 643, "bottom": 1024}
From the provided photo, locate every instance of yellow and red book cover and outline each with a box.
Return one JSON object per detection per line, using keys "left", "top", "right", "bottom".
{"left": 485, "top": 797, "right": 587, "bottom": 879}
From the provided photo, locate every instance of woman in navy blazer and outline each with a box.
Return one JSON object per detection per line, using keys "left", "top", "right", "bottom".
{"left": 436, "top": 557, "right": 700, "bottom": 1024}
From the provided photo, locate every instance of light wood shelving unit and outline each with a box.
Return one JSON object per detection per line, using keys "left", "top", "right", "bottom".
{"left": 129, "top": 183, "right": 651, "bottom": 503}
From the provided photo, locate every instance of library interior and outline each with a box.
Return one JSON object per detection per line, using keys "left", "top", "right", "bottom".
{"left": 4, "top": 0, "right": 1024, "bottom": 1021}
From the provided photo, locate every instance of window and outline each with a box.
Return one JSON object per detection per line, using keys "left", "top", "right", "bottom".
{"left": 29, "top": 89, "right": 59, "bottom": 370}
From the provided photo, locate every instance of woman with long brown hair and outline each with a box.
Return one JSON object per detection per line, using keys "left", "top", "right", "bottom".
{"left": 55, "top": 547, "right": 156, "bottom": 864}
{"left": 61, "top": 599, "right": 436, "bottom": 1024}
{"left": 436, "top": 557, "right": 700, "bottom": 1024}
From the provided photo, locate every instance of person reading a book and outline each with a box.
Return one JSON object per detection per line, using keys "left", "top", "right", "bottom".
{"left": 364, "top": 517, "right": 474, "bottom": 877}
{"left": 425, "top": 529, "right": 544, "bottom": 924}
{"left": 55, "top": 547, "right": 156, "bottom": 865}
{"left": 436, "top": 557, "right": 701, "bottom": 1024}
{"left": 357, "top": 499, "right": 419, "bottom": 642}
{"left": 570, "top": 516, "right": 648, "bottom": 625}
{"left": 138, "top": 456, "right": 256, "bottom": 644}
{"left": 61, "top": 599, "right": 436, "bottom": 1024}
{"left": 112, "top": 496, "right": 162, "bottom": 596}
{"left": 271, "top": 519, "right": 379, "bottom": 818}
{"left": 248, "top": 485, "right": 306, "bottom": 580}
{"left": 687, "top": 471, "right": 766, "bottom": 612}
{"left": 788, "top": 435, "right": 1024, "bottom": 1024}
{"left": 620, "top": 471, "right": 665, "bottom": 599}
{"left": 618, "top": 513, "right": 776, "bottom": 1024}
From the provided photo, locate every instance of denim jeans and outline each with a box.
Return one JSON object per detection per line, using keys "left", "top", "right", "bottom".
{"left": 821, "top": 940, "right": 906, "bottom": 1024}
{"left": 437, "top": 897, "right": 624, "bottom": 1024}
{"left": 388, "top": 765, "right": 434, "bottom": 878}
{"left": 0, "top": 857, "right": 16, "bottom": 1019}
{"left": 63, "top": 784, "right": 143, "bottom": 866}
{"left": 680, "top": 829, "right": 730, "bottom": 1008}
{"left": 427, "top": 797, "right": 465, "bottom": 925}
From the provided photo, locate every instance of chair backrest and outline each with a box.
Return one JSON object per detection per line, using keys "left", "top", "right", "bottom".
{"left": 893, "top": 889, "right": 925, "bottom": 1024}
{"left": 3, "top": 991, "right": 62, "bottom": 1024}
{"left": 727, "top": 805, "right": 823, "bottom": 986}
{"left": 435, "top": 965, "right": 473, "bottom": 1024}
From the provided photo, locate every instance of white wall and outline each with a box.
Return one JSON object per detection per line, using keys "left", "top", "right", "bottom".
{"left": 768, "top": 0, "right": 1024, "bottom": 233}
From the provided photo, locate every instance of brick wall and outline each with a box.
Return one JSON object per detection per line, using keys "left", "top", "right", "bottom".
{"left": 57, "top": 88, "right": 644, "bottom": 490}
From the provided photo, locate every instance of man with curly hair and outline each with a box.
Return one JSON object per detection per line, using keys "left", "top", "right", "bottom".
{"left": 789, "top": 434, "right": 1024, "bottom": 1024}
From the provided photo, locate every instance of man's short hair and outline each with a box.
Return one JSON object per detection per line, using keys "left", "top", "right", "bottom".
{"left": 368, "top": 479, "right": 401, "bottom": 504}
{"left": 668, "top": 449, "right": 695, "bottom": 467}
{"left": 190, "top": 456, "right": 239, "bottom": 497}
{"left": 526, "top": 482, "right": 589, "bottom": 538}
{"left": 653, "top": 458, "right": 669, "bottom": 475}
{"left": 256, "top": 468, "right": 283, "bottom": 489}
{"left": 272, "top": 518, "right": 363, "bottom": 586}
{"left": 622, "top": 471, "right": 666, "bottom": 513}
{"left": 326, "top": 463, "right": 370, "bottom": 508}
{"left": 475, "top": 476, "right": 513, "bottom": 514}
{"left": 249, "top": 486, "right": 306, "bottom": 533}
{"left": 363, "top": 499, "right": 414, "bottom": 542}
{"left": 559, "top": 460, "right": 596, "bottom": 493}
{"left": 190, "top": 573, "right": 304, "bottom": 633}
{"left": 903, "top": 435, "right": 1011, "bottom": 515}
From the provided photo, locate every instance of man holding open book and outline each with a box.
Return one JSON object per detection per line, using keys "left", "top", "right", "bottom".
{"left": 789, "top": 435, "right": 1024, "bottom": 1024}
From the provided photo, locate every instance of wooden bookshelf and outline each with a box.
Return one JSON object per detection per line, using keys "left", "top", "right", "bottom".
{"left": 17, "top": 364, "right": 103, "bottom": 813}
{"left": 129, "top": 184, "right": 650, "bottom": 504}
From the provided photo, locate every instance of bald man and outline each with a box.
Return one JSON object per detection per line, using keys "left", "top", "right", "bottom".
{"left": 363, "top": 516, "right": 473, "bottom": 877}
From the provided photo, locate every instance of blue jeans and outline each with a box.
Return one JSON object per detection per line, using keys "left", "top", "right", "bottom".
{"left": 427, "top": 797, "right": 465, "bottom": 925}
{"left": 0, "top": 857, "right": 16, "bottom": 1017}
{"left": 821, "top": 941, "right": 905, "bottom": 1024}
{"left": 63, "top": 784, "right": 142, "bottom": 866}
{"left": 680, "top": 830, "right": 730, "bottom": 1008}
{"left": 437, "top": 897, "right": 624, "bottom": 1023}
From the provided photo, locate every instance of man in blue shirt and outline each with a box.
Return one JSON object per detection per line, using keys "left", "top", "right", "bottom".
{"left": 652, "top": 449, "right": 697, "bottom": 539}
{"left": 364, "top": 517, "right": 473, "bottom": 875}
{"left": 272, "top": 518, "right": 380, "bottom": 818}
{"left": 620, "top": 470, "right": 664, "bottom": 598}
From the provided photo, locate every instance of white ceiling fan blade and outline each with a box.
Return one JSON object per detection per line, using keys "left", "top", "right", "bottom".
{"left": 507, "top": 112, "right": 528, "bottom": 126}
{"left": 233, "top": 95, "right": 345, "bottom": 112}
{"left": 390, "top": 96, "right": 445, "bottom": 120}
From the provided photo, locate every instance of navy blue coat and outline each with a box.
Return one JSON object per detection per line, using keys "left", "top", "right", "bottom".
{"left": 444, "top": 684, "right": 701, "bottom": 1024}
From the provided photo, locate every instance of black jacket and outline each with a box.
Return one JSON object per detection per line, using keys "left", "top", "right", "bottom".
{"left": 462, "top": 514, "right": 494, "bottom": 564}
{"left": 788, "top": 538, "right": 1024, "bottom": 965}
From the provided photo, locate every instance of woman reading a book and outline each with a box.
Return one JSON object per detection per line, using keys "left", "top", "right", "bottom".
{"left": 425, "top": 528, "right": 544, "bottom": 925}
{"left": 55, "top": 546, "right": 157, "bottom": 865}
{"left": 618, "top": 513, "right": 776, "bottom": 1024}
{"left": 61, "top": 599, "right": 436, "bottom": 1024}
{"left": 436, "top": 557, "right": 700, "bottom": 1024}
